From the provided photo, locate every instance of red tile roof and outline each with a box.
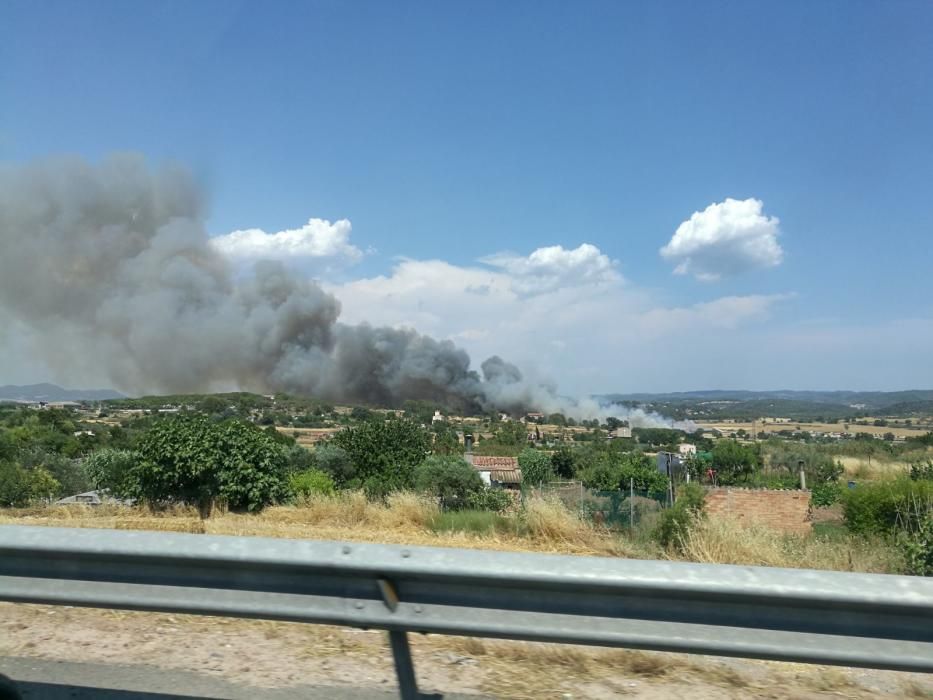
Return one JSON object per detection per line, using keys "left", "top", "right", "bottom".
{"left": 469, "top": 455, "right": 519, "bottom": 469}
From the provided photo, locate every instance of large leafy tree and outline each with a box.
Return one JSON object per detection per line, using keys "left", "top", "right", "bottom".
{"left": 711, "top": 440, "right": 760, "bottom": 484}
{"left": 330, "top": 417, "right": 431, "bottom": 497}
{"left": 132, "top": 415, "right": 289, "bottom": 515}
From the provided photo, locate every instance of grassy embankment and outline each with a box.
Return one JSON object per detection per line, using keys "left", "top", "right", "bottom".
{"left": 0, "top": 491, "right": 904, "bottom": 574}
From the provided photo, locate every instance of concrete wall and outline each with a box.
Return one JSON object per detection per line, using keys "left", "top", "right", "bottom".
{"left": 704, "top": 487, "right": 811, "bottom": 535}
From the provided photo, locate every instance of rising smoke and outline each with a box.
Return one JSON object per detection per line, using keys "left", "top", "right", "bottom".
{"left": 0, "top": 155, "right": 685, "bottom": 427}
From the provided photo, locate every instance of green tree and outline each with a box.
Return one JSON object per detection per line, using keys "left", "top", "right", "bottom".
{"left": 133, "top": 415, "right": 289, "bottom": 516}
{"left": 312, "top": 444, "right": 355, "bottom": 486}
{"left": 432, "top": 422, "right": 462, "bottom": 455}
{"left": 711, "top": 440, "right": 760, "bottom": 483}
{"left": 518, "top": 448, "right": 553, "bottom": 486}
{"left": 199, "top": 396, "right": 228, "bottom": 415}
{"left": 547, "top": 413, "right": 567, "bottom": 426}
{"left": 330, "top": 418, "right": 431, "bottom": 497}
{"left": 550, "top": 446, "right": 576, "bottom": 479}
{"left": 350, "top": 406, "right": 373, "bottom": 422}
{"left": 494, "top": 421, "right": 529, "bottom": 446}
{"left": 84, "top": 448, "right": 139, "bottom": 497}
{"left": 414, "top": 455, "right": 484, "bottom": 510}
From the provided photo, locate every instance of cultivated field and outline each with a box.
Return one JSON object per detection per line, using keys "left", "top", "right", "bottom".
{"left": 695, "top": 420, "right": 929, "bottom": 439}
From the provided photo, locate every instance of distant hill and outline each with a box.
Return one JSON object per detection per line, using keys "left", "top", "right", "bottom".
{"left": 599, "top": 390, "right": 933, "bottom": 409}
{"left": 596, "top": 390, "right": 933, "bottom": 420}
{"left": 0, "top": 383, "right": 125, "bottom": 403}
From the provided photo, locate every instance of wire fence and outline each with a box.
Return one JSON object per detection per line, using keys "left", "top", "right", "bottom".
{"left": 534, "top": 480, "right": 669, "bottom": 530}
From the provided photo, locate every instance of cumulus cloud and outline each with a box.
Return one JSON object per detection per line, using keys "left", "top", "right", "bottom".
{"left": 328, "top": 244, "right": 791, "bottom": 394}
{"left": 210, "top": 217, "right": 362, "bottom": 267}
{"left": 481, "top": 243, "right": 620, "bottom": 294}
{"left": 660, "top": 198, "right": 783, "bottom": 281}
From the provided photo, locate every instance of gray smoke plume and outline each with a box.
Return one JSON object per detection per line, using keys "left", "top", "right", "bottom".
{"left": 0, "top": 155, "right": 686, "bottom": 427}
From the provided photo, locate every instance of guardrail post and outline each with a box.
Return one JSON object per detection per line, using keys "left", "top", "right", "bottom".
{"left": 388, "top": 630, "right": 420, "bottom": 700}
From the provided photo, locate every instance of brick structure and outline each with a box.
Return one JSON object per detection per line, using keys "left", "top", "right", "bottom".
{"left": 703, "top": 487, "right": 812, "bottom": 535}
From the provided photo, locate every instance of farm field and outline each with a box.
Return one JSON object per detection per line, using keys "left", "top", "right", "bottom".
{"left": 695, "top": 420, "right": 929, "bottom": 439}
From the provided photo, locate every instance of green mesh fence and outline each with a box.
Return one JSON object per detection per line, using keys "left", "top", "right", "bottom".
{"left": 534, "top": 481, "right": 669, "bottom": 530}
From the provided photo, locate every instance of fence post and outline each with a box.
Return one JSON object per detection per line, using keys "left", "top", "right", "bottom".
{"left": 629, "top": 478, "right": 634, "bottom": 534}
{"left": 388, "top": 630, "right": 420, "bottom": 700}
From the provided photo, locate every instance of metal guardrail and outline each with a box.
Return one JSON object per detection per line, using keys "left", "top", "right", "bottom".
{"left": 0, "top": 525, "right": 931, "bottom": 698}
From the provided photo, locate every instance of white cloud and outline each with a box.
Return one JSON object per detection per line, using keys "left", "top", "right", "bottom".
{"left": 327, "top": 242, "right": 791, "bottom": 394}
{"left": 210, "top": 218, "right": 362, "bottom": 267}
{"left": 661, "top": 198, "right": 783, "bottom": 281}
{"left": 481, "top": 243, "right": 620, "bottom": 294}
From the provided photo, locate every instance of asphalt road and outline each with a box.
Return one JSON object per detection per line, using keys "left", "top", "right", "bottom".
{"left": 0, "top": 657, "right": 475, "bottom": 700}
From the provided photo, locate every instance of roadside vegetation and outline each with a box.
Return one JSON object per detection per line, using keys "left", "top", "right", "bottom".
{"left": 1, "top": 394, "right": 931, "bottom": 576}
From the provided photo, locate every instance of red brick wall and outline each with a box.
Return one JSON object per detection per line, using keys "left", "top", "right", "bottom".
{"left": 703, "top": 488, "right": 811, "bottom": 535}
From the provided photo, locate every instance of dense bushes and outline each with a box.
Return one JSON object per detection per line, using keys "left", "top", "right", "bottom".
{"left": 654, "top": 483, "right": 706, "bottom": 550}
{"left": 84, "top": 448, "right": 138, "bottom": 497}
{"left": 289, "top": 468, "right": 336, "bottom": 498}
{"left": 811, "top": 480, "right": 843, "bottom": 507}
{"left": 517, "top": 448, "right": 553, "bottom": 486}
{"left": 711, "top": 440, "right": 760, "bottom": 483}
{"left": 902, "top": 516, "right": 933, "bottom": 576}
{"left": 0, "top": 462, "right": 60, "bottom": 506}
{"left": 330, "top": 418, "right": 431, "bottom": 497}
{"left": 578, "top": 452, "right": 668, "bottom": 498}
{"left": 466, "top": 486, "right": 513, "bottom": 512}
{"left": 841, "top": 478, "right": 933, "bottom": 535}
{"left": 910, "top": 460, "right": 933, "bottom": 482}
{"left": 414, "top": 456, "right": 484, "bottom": 510}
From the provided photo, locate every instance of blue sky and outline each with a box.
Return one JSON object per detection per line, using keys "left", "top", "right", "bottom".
{"left": 2, "top": 1, "right": 932, "bottom": 394}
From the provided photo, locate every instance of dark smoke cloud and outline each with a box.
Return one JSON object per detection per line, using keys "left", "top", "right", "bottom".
{"left": 0, "top": 154, "right": 686, "bottom": 427}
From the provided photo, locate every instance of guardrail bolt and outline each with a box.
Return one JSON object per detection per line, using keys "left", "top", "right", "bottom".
{"left": 401, "top": 550, "right": 411, "bottom": 558}
{"left": 414, "top": 605, "right": 423, "bottom": 614}
{"left": 354, "top": 601, "right": 364, "bottom": 609}
{"left": 342, "top": 545, "right": 352, "bottom": 554}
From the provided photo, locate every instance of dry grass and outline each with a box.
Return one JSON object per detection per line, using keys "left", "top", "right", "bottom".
{"left": 902, "top": 680, "right": 933, "bottom": 699}
{"left": 837, "top": 455, "right": 913, "bottom": 479}
{"left": 0, "top": 492, "right": 634, "bottom": 558}
{"left": 442, "top": 636, "right": 685, "bottom": 697}
{"left": 676, "top": 514, "right": 902, "bottom": 573}
{"left": 0, "top": 494, "right": 904, "bottom": 573}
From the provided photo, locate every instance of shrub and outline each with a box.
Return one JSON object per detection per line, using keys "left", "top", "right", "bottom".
{"left": 466, "top": 486, "right": 513, "bottom": 512}
{"left": 414, "top": 455, "right": 483, "bottom": 510}
{"left": 901, "top": 515, "right": 933, "bottom": 576}
{"left": 283, "top": 444, "right": 315, "bottom": 473}
{"left": 654, "top": 482, "right": 706, "bottom": 550}
{"left": 289, "top": 468, "right": 336, "bottom": 499}
{"left": 0, "top": 462, "right": 61, "bottom": 506}
{"left": 578, "top": 452, "right": 669, "bottom": 499}
{"left": 910, "top": 460, "right": 933, "bottom": 482}
{"left": 841, "top": 478, "right": 933, "bottom": 535}
{"left": 518, "top": 448, "right": 554, "bottom": 486}
{"left": 330, "top": 418, "right": 431, "bottom": 497}
{"left": 311, "top": 444, "right": 354, "bottom": 485}
{"left": 811, "top": 480, "right": 842, "bottom": 507}
{"left": 84, "top": 448, "right": 138, "bottom": 497}
{"left": 550, "top": 447, "right": 576, "bottom": 479}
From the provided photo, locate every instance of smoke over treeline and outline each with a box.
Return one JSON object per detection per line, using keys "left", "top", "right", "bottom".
{"left": 0, "top": 155, "right": 682, "bottom": 427}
